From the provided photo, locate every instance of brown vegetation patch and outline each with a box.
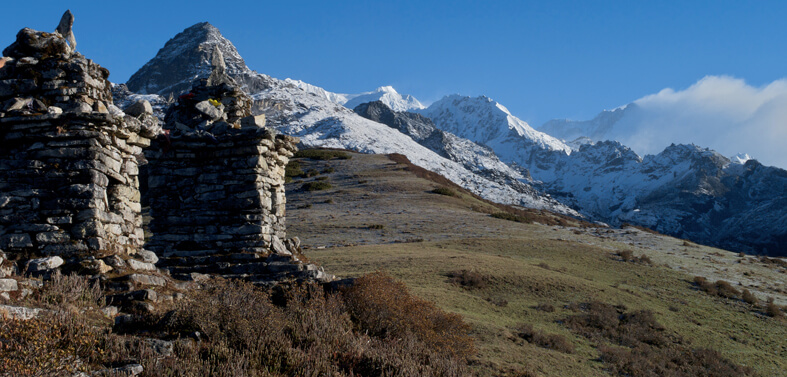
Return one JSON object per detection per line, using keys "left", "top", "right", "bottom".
{"left": 446, "top": 269, "right": 490, "bottom": 290}
{"left": 513, "top": 323, "right": 574, "bottom": 354}
{"left": 563, "top": 301, "right": 753, "bottom": 376}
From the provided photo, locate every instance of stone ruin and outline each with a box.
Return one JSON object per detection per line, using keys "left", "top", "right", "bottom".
{"left": 0, "top": 12, "right": 171, "bottom": 308}
{"left": 145, "top": 46, "right": 332, "bottom": 286}
{"left": 0, "top": 12, "right": 332, "bottom": 309}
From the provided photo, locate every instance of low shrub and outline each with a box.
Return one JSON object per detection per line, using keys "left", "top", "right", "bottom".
{"left": 766, "top": 302, "right": 784, "bottom": 318}
{"left": 514, "top": 324, "right": 574, "bottom": 353}
{"left": 741, "top": 289, "right": 758, "bottom": 305}
{"left": 564, "top": 301, "right": 753, "bottom": 376}
{"left": 694, "top": 277, "right": 740, "bottom": 299}
{"left": 295, "top": 149, "right": 351, "bottom": 160}
{"left": 343, "top": 271, "right": 475, "bottom": 360}
{"left": 534, "top": 303, "right": 555, "bottom": 312}
{"left": 285, "top": 160, "right": 304, "bottom": 179}
{"left": 367, "top": 224, "right": 385, "bottom": 230}
{"left": 446, "top": 269, "right": 489, "bottom": 290}
{"left": 491, "top": 212, "right": 533, "bottom": 224}
{"left": 0, "top": 312, "right": 106, "bottom": 375}
{"left": 302, "top": 181, "right": 332, "bottom": 191}
{"left": 431, "top": 187, "right": 457, "bottom": 197}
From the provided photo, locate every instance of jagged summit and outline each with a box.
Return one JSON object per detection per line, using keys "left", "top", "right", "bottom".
{"left": 284, "top": 79, "right": 425, "bottom": 112}
{"left": 126, "top": 22, "right": 252, "bottom": 97}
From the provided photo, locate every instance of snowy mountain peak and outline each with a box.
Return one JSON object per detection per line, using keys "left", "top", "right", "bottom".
{"left": 420, "top": 94, "right": 571, "bottom": 155}
{"left": 126, "top": 22, "right": 251, "bottom": 97}
{"left": 730, "top": 153, "right": 753, "bottom": 164}
{"left": 376, "top": 85, "right": 397, "bottom": 93}
{"left": 343, "top": 86, "right": 425, "bottom": 112}
{"left": 284, "top": 80, "right": 425, "bottom": 112}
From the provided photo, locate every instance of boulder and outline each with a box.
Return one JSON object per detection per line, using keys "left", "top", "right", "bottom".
{"left": 2, "top": 27, "right": 71, "bottom": 59}
{"left": 0, "top": 278, "right": 18, "bottom": 292}
{"left": 195, "top": 100, "right": 223, "bottom": 121}
{"left": 125, "top": 100, "right": 153, "bottom": 117}
{"left": 240, "top": 114, "right": 266, "bottom": 129}
{"left": 26, "top": 256, "right": 64, "bottom": 272}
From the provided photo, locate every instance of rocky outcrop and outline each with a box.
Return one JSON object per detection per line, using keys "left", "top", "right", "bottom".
{"left": 528, "top": 142, "right": 787, "bottom": 256}
{"left": 0, "top": 13, "right": 168, "bottom": 304}
{"left": 145, "top": 58, "right": 334, "bottom": 285}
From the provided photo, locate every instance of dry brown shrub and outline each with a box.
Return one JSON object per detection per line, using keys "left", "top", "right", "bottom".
{"left": 513, "top": 324, "right": 574, "bottom": 354}
{"left": 0, "top": 312, "right": 107, "bottom": 376}
{"left": 565, "top": 302, "right": 753, "bottom": 376}
{"left": 618, "top": 250, "right": 634, "bottom": 262}
{"left": 343, "top": 271, "right": 475, "bottom": 360}
{"left": 693, "top": 277, "right": 741, "bottom": 299}
{"left": 766, "top": 302, "right": 784, "bottom": 318}
{"left": 741, "top": 289, "right": 758, "bottom": 305}
{"left": 446, "top": 269, "right": 489, "bottom": 290}
{"left": 35, "top": 270, "right": 103, "bottom": 309}
{"left": 534, "top": 303, "right": 555, "bottom": 312}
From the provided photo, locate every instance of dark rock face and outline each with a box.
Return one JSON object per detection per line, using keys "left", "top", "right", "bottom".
{"left": 127, "top": 22, "right": 256, "bottom": 97}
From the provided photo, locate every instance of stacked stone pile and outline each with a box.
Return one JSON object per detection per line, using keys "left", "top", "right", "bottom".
{"left": 0, "top": 12, "right": 172, "bottom": 310}
{"left": 146, "top": 48, "right": 334, "bottom": 286}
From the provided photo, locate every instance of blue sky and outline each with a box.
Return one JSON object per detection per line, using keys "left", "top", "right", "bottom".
{"left": 2, "top": 1, "right": 787, "bottom": 127}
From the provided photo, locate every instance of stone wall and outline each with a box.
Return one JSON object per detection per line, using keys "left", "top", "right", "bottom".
{"left": 0, "top": 19, "right": 162, "bottom": 286}
{"left": 145, "top": 48, "right": 333, "bottom": 285}
{"left": 145, "top": 127, "right": 298, "bottom": 263}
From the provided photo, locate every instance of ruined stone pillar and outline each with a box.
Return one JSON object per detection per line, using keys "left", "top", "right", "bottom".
{"left": 0, "top": 21, "right": 161, "bottom": 281}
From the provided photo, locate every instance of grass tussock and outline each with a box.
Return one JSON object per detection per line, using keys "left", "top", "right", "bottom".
{"left": 564, "top": 301, "right": 753, "bottom": 376}
{"left": 302, "top": 181, "right": 332, "bottom": 191}
{"left": 431, "top": 187, "right": 457, "bottom": 197}
{"left": 294, "top": 149, "right": 352, "bottom": 160}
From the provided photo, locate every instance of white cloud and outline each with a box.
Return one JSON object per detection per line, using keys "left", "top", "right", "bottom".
{"left": 617, "top": 76, "right": 787, "bottom": 169}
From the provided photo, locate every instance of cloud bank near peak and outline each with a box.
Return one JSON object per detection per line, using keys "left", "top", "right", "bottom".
{"left": 621, "top": 76, "right": 787, "bottom": 168}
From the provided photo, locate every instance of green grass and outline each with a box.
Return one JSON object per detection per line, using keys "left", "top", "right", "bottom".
{"left": 310, "top": 237, "right": 786, "bottom": 376}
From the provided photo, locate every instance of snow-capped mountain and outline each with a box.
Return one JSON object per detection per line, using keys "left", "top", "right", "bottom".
{"left": 419, "top": 95, "right": 572, "bottom": 172}
{"left": 418, "top": 95, "right": 787, "bottom": 255}
{"left": 285, "top": 79, "right": 425, "bottom": 112}
{"left": 539, "top": 104, "right": 635, "bottom": 148}
{"left": 123, "top": 22, "right": 576, "bottom": 215}
{"left": 521, "top": 141, "right": 787, "bottom": 255}
{"left": 353, "top": 101, "right": 535, "bottom": 191}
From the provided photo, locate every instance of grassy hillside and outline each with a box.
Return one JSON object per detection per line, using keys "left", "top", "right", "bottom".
{"left": 287, "top": 150, "right": 787, "bottom": 376}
